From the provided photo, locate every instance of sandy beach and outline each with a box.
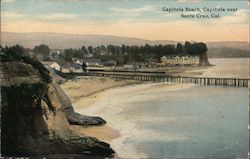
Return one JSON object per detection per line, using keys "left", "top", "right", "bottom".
{"left": 61, "top": 76, "right": 193, "bottom": 143}
{"left": 61, "top": 76, "right": 141, "bottom": 142}
{"left": 60, "top": 58, "right": 249, "bottom": 158}
{"left": 61, "top": 77, "right": 140, "bottom": 106}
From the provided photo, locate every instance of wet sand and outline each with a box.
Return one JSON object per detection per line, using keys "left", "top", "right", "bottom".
{"left": 61, "top": 77, "right": 192, "bottom": 143}
{"left": 71, "top": 125, "right": 120, "bottom": 142}
{"left": 61, "top": 77, "right": 140, "bottom": 141}
{"left": 61, "top": 58, "right": 249, "bottom": 149}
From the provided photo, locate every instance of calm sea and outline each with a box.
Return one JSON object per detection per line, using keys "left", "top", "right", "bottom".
{"left": 80, "top": 58, "right": 249, "bottom": 158}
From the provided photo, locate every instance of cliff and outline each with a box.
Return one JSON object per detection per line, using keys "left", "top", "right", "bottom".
{"left": 0, "top": 53, "right": 114, "bottom": 157}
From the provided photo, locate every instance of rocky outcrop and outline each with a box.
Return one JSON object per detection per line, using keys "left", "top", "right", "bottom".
{"left": 0, "top": 54, "right": 114, "bottom": 157}
{"left": 54, "top": 82, "right": 106, "bottom": 126}
{"left": 49, "top": 67, "right": 106, "bottom": 126}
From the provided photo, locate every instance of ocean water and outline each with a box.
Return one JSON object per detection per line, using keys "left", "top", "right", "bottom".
{"left": 202, "top": 58, "right": 249, "bottom": 78}
{"left": 78, "top": 58, "right": 249, "bottom": 158}
{"left": 80, "top": 83, "right": 249, "bottom": 158}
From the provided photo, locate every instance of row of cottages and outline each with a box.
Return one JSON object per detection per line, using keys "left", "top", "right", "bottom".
{"left": 73, "top": 58, "right": 103, "bottom": 67}
{"left": 60, "top": 63, "right": 83, "bottom": 73}
{"left": 124, "top": 62, "right": 149, "bottom": 69}
{"left": 161, "top": 56, "right": 199, "bottom": 66}
{"left": 73, "top": 58, "right": 117, "bottom": 67}
{"left": 41, "top": 61, "right": 83, "bottom": 73}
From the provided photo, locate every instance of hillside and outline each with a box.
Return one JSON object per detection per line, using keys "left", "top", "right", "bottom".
{"left": 1, "top": 32, "right": 249, "bottom": 57}
{"left": 1, "top": 32, "right": 154, "bottom": 49}
{"left": 0, "top": 51, "right": 114, "bottom": 157}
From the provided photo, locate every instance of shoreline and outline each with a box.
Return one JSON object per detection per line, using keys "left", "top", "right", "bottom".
{"left": 61, "top": 76, "right": 142, "bottom": 109}
{"left": 60, "top": 58, "right": 249, "bottom": 157}
{"left": 61, "top": 76, "right": 142, "bottom": 142}
{"left": 61, "top": 77, "right": 195, "bottom": 145}
{"left": 73, "top": 81, "right": 196, "bottom": 158}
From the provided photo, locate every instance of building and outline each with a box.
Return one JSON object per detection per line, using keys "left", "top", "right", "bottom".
{"left": 41, "top": 61, "right": 61, "bottom": 71}
{"left": 127, "top": 62, "right": 149, "bottom": 69}
{"left": 60, "top": 65, "right": 70, "bottom": 73}
{"left": 123, "top": 64, "right": 134, "bottom": 69}
{"left": 161, "top": 56, "right": 199, "bottom": 66}
{"left": 82, "top": 59, "right": 103, "bottom": 67}
{"left": 69, "top": 63, "right": 83, "bottom": 73}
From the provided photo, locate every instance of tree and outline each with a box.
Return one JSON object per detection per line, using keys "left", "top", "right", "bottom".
{"left": 3, "top": 45, "right": 26, "bottom": 59}
{"left": 34, "top": 44, "right": 50, "bottom": 58}
{"left": 121, "top": 45, "right": 126, "bottom": 54}
{"left": 116, "top": 53, "right": 126, "bottom": 65}
{"left": 184, "top": 41, "right": 192, "bottom": 55}
{"left": 195, "top": 42, "right": 208, "bottom": 55}
{"left": 63, "top": 49, "right": 73, "bottom": 62}
{"left": 175, "top": 43, "right": 184, "bottom": 55}
{"left": 87, "top": 46, "right": 93, "bottom": 54}
{"left": 184, "top": 41, "right": 207, "bottom": 56}
{"left": 107, "top": 45, "right": 115, "bottom": 55}
{"left": 82, "top": 62, "right": 87, "bottom": 72}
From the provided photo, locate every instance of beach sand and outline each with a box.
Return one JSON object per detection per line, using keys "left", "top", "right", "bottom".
{"left": 71, "top": 125, "right": 120, "bottom": 142}
{"left": 61, "top": 76, "right": 140, "bottom": 141}
{"left": 61, "top": 76, "right": 140, "bottom": 108}
{"left": 61, "top": 58, "right": 249, "bottom": 148}
{"left": 61, "top": 76, "right": 193, "bottom": 143}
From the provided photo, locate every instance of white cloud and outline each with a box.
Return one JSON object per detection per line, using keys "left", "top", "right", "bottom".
{"left": 212, "top": 9, "right": 249, "bottom": 24}
{"left": 110, "top": 5, "right": 155, "bottom": 14}
{"left": 1, "top": 11, "right": 24, "bottom": 18}
{"left": 43, "top": 13, "right": 79, "bottom": 20}
{"left": 2, "top": 18, "right": 249, "bottom": 42}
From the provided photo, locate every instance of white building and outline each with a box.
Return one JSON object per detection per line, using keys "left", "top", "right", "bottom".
{"left": 161, "top": 56, "right": 199, "bottom": 66}
{"left": 69, "top": 63, "right": 83, "bottom": 73}
{"left": 41, "top": 61, "right": 61, "bottom": 71}
{"left": 81, "top": 59, "right": 103, "bottom": 67}
{"left": 123, "top": 64, "right": 134, "bottom": 69}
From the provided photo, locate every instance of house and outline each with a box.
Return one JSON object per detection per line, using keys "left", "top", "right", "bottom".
{"left": 60, "top": 65, "right": 70, "bottom": 73}
{"left": 73, "top": 58, "right": 103, "bottom": 67}
{"left": 161, "top": 56, "right": 199, "bottom": 66}
{"left": 82, "top": 59, "right": 103, "bottom": 67}
{"left": 127, "top": 62, "right": 149, "bottom": 68}
{"left": 123, "top": 64, "right": 134, "bottom": 69}
{"left": 41, "top": 61, "right": 61, "bottom": 71}
{"left": 72, "top": 58, "right": 82, "bottom": 65}
{"left": 69, "top": 63, "right": 83, "bottom": 73}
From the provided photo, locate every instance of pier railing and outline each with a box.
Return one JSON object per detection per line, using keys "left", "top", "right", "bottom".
{"left": 87, "top": 71, "right": 249, "bottom": 87}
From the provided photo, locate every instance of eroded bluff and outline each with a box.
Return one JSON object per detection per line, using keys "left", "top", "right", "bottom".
{"left": 0, "top": 55, "right": 114, "bottom": 157}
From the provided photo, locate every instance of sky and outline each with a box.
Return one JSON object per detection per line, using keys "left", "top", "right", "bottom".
{"left": 1, "top": 0, "right": 249, "bottom": 42}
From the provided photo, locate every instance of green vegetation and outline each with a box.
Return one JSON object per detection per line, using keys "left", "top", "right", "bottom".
{"left": 82, "top": 62, "right": 87, "bottom": 71}
{"left": 53, "top": 41, "right": 208, "bottom": 65}
{"left": 1, "top": 41, "right": 208, "bottom": 66}
{"left": 1, "top": 45, "right": 52, "bottom": 83}
{"left": 34, "top": 44, "right": 51, "bottom": 59}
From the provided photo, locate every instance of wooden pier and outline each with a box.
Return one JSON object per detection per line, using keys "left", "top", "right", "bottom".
{"left": 87, "top": 71, "right": 249, "bottom": 87}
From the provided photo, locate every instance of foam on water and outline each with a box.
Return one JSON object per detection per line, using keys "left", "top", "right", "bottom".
{"left": 76, "top": 58, "right": 249, "bottom": 158}
{"left": 78, "top": 82, "right": 248, "bottom": 158}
